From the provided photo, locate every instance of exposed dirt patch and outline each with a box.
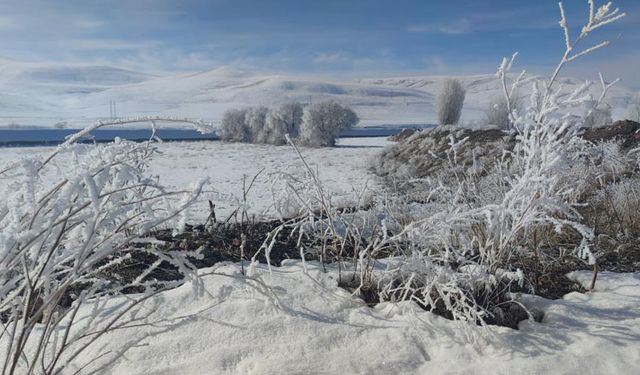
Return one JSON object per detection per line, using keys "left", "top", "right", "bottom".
{"left": 103, "top": 220, "right": 312, "bottom": 290}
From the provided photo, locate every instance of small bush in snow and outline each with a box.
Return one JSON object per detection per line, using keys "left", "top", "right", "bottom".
{"left": 437, "top": 78, "right": 466, "bottom": 126}
{"left": 298, "top": 101, "right": 359, "bottom": 147}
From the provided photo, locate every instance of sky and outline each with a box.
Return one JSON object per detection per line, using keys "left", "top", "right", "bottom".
{"left": 0, "top": 0, "right": 638, "bottom": 86}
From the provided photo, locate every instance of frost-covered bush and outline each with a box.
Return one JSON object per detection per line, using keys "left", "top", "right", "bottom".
{"left": 219, "top": 101, "right": 357, "bottom": 147}
{"left": 587, "top": 176, "right": 640, "bottom": 238}
{"left": 0, "top": 118, "right": 212, "bottom": 374}
{"left": 219, "top": 108, "right": 250, "bottom": 142}
{"left": 219, "top": 103, "right": 306, "bottom": 146}
{"left": 299, "top": 101, "right": 359, "bottom": 147}
{"left": 359, "top": 0, "right": 627, "bottom": 327}
{"left": 437, "top": 78, "right": 466, "bottom": 126}
{"left": 263, "top": 102, "right": 304, "bottom": 145}
{"left": 484, "top": 93, "right": 522, "bottom": 130}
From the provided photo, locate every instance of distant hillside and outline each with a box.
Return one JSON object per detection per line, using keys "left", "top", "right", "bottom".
{"left": 361, "top": 74, "right": 637, "bottom": 121}
{"left": 0, "top": 63, "right": 636, "bottom": 128}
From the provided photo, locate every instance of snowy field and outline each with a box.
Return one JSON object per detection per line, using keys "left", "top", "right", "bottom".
{"left": 13, "top": 261, "right": 640, "bottom": 375}
{"left": 0, "top": 137, "right": 390, "bottom": 222}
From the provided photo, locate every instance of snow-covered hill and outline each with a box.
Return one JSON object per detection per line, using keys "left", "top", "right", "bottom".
{"left": 62, "top": 66, "right": 433, "bottom": 127}
{"left": 0, "top": 62, "right": 636, "bottom": 128}
{"left": 0, "top": 60, "right": 155, "bottom": 126}
{"left": 362, "top": 74, "right": 637, "bottom": 122}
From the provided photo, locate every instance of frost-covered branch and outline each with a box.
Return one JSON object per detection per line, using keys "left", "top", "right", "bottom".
{"left": 0, "top": 119, "right": 212, "bottom": 374}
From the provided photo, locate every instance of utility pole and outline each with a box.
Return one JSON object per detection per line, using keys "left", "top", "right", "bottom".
{"left": 109, "top": 100, "right": 118, "bottom": 120}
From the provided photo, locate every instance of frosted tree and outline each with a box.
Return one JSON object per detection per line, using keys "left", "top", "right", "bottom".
{"left": 437, "top": 78, "right": 466, "bottom": 125}
{"left": 219, "top": 108, "right": 249, "bottom": 142}
{"left": 246, "top": 106, "right": 269, "bottom": 143}
{"left": 299, "top": 101, "right": 358, "bottom": 147}
{"left": 264, "top": 102, "right": 304, "bottom": 145}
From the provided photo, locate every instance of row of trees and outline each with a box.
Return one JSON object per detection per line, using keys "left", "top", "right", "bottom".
{"left": 219, "top": 100, "right": 359, "bottom": 147}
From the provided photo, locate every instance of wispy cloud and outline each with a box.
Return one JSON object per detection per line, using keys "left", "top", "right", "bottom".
{"left": 407, "top": 19, "right": 472, "bottom": 35}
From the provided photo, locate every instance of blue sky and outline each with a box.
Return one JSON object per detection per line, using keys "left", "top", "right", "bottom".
{"left": 0, "top": 0, "right": 638, "bottom": 86}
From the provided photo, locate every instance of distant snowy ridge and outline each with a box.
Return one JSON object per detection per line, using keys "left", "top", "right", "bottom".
{"left": 361, "top": 74, "right": 637, "bottom": 121}
{"left": 0, "top": 63, "right": 636, "bottom": 128}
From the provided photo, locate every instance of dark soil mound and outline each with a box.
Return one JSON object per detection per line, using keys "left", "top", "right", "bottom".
{"left": 103, "top": 220, "right": 310, "bottom": 290}
{"left": 581, "top": 120, "right": 640, "bottom": 150}
{"left": 373, "top": 125, "right": 513, "bottom": 182}
{"left": 374, "top": 121, "right": 640, "bottom": 182}
{"left": 388, "top": 128, "right": 417, "bottom": 142}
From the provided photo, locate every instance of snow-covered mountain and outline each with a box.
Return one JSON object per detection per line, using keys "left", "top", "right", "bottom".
{"left": 0, "top": 62, "right": 636, "bottom": 128}
{"left": 0, "top": 60, "right": 155, "bottom": 126}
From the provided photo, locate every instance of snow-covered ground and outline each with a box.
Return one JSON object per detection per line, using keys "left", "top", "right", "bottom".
{"left": 0, "top": 137, "right": 390, "bottom": 222}
{"left": 0, "top": 61, "right": 636, "bottom": 128}
{"left": 20, "top": 260, "right": 640, "bottom": 375}
{"left": 2, "top": 138, "right": 639, "bottom": 374}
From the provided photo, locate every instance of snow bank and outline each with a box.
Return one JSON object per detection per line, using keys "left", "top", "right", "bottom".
{"left": 44, "top": 262, "right": 640, "bottom": 375}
